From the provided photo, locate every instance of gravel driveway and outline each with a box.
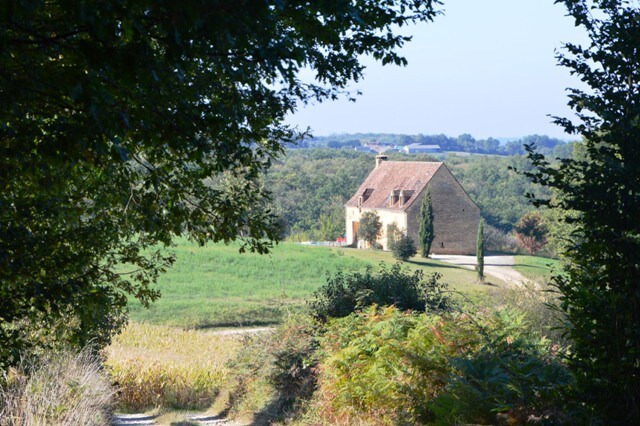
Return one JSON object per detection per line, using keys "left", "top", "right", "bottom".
{"left": 431, "top": 254, "right": 526, "bottom": 287}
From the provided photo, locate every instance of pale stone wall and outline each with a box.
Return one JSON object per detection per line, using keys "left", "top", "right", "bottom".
{"left": 377, "top": 209, "right": 407, "bottom": 250}
{"left": 346, "top": 206, "right": 406, "bottom": 250}
{"left": 345, "top": 206, "right": 359, "bottom": 245}
{"left": 406, "top": 166, "right": 480, "bottom": 255}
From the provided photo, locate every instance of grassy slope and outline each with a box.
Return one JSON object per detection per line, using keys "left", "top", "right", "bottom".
{"left": 127, "top": 240, "right": 493, "bottom": 328}
{"left": 512, "top": 255, "right": 562, "bottom": 280}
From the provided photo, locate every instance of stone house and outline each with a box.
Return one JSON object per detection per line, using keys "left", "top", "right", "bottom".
{"left": 345, "top": 156, "right": 480, "bottom": 254}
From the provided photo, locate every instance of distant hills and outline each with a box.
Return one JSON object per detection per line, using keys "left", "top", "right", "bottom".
{"left": 286, "top": 133, "right": 578, "bottom": 157}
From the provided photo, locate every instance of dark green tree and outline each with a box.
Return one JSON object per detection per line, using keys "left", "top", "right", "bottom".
{"left": 387, "top": 224, "right": 417, "bottom": 261}
{"left": 392, "top": 234, "right": 417, "bottom": 262}
{"left": 418, "top": 186, "right": 435, "bottom": 257}
{"left": 0, "top": 0, "right": 441, "bottom": 367}
{"left": 476, "top": 219, "right": 484, "bottom": 282}
{"left": 357, "top": 211, "right": 382, "bottom": 248}
{"left": 525, "top": 0, "right": 640, "bottom": 421}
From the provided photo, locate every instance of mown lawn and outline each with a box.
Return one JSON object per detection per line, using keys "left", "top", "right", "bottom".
{"left": 127, "top": 240, "right": 497, "bottom": 328}
{"left": 512, "top": 255, "right": 563, "bottom": 280}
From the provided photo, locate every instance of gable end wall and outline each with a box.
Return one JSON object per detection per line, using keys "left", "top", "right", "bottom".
{"left": 406, "top": 166, "right": 480, "bottom": 255}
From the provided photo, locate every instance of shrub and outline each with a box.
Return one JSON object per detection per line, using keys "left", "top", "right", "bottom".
{"left": 309, "top": 263, "right": 451, "bottom": 321}
{"left": 489, "top": 281, "right": 569, "bottom": 347}
{"left": 0, "top": 349, "right": 114, "bottom": 426}
{"left": 386, "top": 222, "right": 400, "bottom": 248}
{"left": 515, "top": 212, "right": 548, "bottom": 255}
{"left": 284, "top": 230, "right": 314, "bottom": 243}
{"left": 371, "top": 241, "right": 383, "bottom": 250}
{"left": 430, "top": 310, "right": 574, "bottom": 425}
{"left": 315, "top": 306, "right": 479, "bottom": 424}
{"left": 484, "top": 223, "right": 522, "bottom": 254}
{"left": 313, "top": 307, "right": 574, "bottom": 425}
{"left": 388, "top": 225, "right": 417, "bottom": 261}
{"left": 392, "top": 234, "right": 417, "bottom": 261}
{"left": 0, "top": 306, "right": 125, "bottom": 371}
{"left": 431, "top": 349, "right": 573, "bottom": 425}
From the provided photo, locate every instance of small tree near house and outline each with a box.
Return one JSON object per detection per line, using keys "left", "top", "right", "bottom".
{"left": 388, "top": 222, "right": 417, "bottom": 261}
{"left": 476, "top": 219, "right": 484, "bottom": 282}
{"left": 358, "top": 211, "right": 382, "bottom": 248}
{"left": 515, "top": 212, "right": 548, "bottom": 255}
{"left": 387, "top": 222, "right": 400, "bottom": 250}
{"left": 418, "top": 186, "right": 434, "bottom": 257}
{"left": 392, "top": 235, "right": 417, "bottom": 262}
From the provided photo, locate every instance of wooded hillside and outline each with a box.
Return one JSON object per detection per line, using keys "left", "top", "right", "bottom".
{"left": 265, "top": 148, "right": 554, "bottom": 241}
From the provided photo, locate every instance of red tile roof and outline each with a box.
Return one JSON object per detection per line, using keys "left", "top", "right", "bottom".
{"left": 345, "top": 161, "right": 443, "bottom": 211}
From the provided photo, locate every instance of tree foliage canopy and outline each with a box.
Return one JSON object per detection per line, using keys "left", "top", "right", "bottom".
{"left": 0, "top": 0, "right": 440, "bottom": 367}
{"left": 388, "top": 223, "right": 417, "bottom": 261}
{"left": 526, "top": 0, "right": 640, "bottom": 421}
{"left": 357, "top": 211, "right": 383, "bottom": 247}
{"left": 263, "top": 150, "right": 558, "bottom": 242}
{"left": 514, "top": 212, "right": 548, "bottom": 255}
{"left": 265, "top": 149, "right": 373, "bottom": 240}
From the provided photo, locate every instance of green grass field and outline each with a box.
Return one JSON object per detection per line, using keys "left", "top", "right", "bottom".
{"left": 512, "top": 255, "right": 563, "bottom": 280}
{"left": 127, "top": 240, "right": 494, "bottom": 328}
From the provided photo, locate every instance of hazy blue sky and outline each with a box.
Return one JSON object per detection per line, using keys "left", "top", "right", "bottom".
{"left": 286, "top": 0, "right": 589, "bottom": 140}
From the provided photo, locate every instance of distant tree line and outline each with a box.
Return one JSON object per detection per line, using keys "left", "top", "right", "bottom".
{"left": 293, "top": 133, "right": 576, "bottom": 157}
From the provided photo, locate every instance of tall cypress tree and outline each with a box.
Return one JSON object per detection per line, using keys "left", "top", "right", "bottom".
{"left": 418, "top": 186, "right": 434, "bottom": 258}
{"left": 476, "top": 219, "right": 484, "bottom": 282}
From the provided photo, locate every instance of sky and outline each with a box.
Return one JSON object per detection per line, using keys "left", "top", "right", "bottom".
{"left": 286, "top": 0, "right": 590, "bottom": 140}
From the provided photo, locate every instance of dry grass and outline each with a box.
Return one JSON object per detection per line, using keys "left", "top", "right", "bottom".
{"left": 105, "top": 322, "right": 241, "bottom": 412}
{"left": 0, "top": 349, "right": 114, "bottom": 426}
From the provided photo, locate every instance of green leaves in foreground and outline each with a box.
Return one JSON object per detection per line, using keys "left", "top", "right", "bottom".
{"left": 0, "top": 0, "right": 441, "bottom": 367}
{"left": 317, "top": 307, "right": 574, "bottom": 425}
{"left": 524, "top": 1, "right": 640, "bottom": 420}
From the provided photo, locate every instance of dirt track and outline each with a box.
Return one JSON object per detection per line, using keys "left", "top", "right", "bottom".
{"left": 112, "top": 412, "right": 240, "bottom": 425}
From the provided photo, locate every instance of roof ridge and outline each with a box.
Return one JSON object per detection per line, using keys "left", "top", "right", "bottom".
{"left": 346, "top": 161, "right": 444, "bottom": 211}
{"left": 382, "top": 160, "right": 443, "bottom": 164}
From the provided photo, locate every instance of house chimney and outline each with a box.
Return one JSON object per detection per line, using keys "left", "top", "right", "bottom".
{"left": 376, "top": 155, "right": 388, "bottom": 168}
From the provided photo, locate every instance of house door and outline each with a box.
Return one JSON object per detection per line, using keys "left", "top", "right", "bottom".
{"left": 352, "top": 221, "right": 359, "bottom": 243}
